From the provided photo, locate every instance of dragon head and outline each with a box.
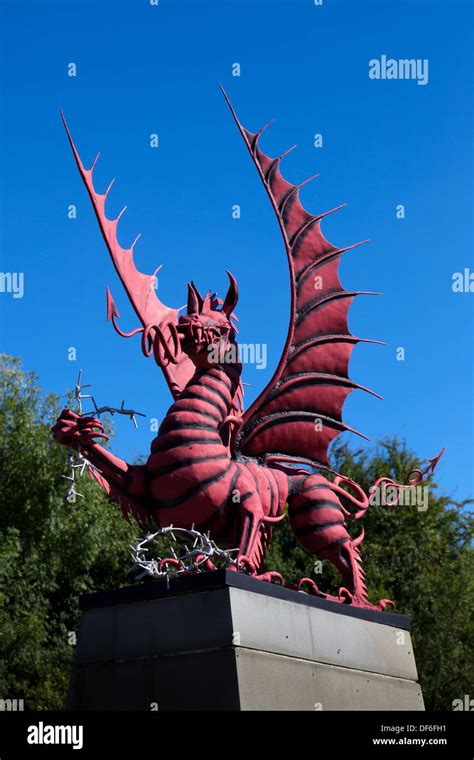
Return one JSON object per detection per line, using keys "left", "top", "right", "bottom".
{"left": 177, "top": 271, "right": 239, "bottom": 369}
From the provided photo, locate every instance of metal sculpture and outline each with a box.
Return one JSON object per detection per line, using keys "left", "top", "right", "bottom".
{"left": 52, "top": 89, "right": 443, "bottom": 609}
{"left": 130, "top": 527, "right": 239, "bottom": 582}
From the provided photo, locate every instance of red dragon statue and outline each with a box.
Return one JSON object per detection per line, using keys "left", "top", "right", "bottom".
{"left": 52, "top": 88, "right": 443, "bottom": 610}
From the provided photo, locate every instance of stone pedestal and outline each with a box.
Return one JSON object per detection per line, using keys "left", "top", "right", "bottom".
{"left": 67, "top": 570, "right": 424, "bottom": 711}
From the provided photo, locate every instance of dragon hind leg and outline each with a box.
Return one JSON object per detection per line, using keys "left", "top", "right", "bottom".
{"left": 288, "top": 474, "right": 380, "bottom": 609}
{"left": 232, "top": 497, "right": 283, "bottom": 584}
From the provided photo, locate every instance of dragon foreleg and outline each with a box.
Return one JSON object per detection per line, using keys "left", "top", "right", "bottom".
{"left": 52, "top": 409, "right": 150, "bottom": 521}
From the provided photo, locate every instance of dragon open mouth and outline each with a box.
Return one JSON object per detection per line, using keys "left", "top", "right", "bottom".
{"left": 177, "top": 322, "right": 225, "bottom": 353}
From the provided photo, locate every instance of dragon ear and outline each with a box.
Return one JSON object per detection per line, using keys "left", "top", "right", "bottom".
{"left": 187, "top": 283, "right": 201, "bottom": 314}
{"left": 221, "top": 270, "right": 238, "bottom": 316}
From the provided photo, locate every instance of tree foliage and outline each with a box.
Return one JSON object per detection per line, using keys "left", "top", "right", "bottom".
{"left": 0, "top": 355, "right": 137, "bottom": 710}
{"left": 0, "top": 355, "right": 472, "bottom": 710}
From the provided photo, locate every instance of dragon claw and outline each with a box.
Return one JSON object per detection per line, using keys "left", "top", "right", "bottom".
{"left": 296, "top": 578, "right": 346, "bottom": 603}
{"left": 377, "top": 598, "right": 396, "bottom": 612}
{"left": 233, "top": 557, "right": 283, "bottom": 585}
{"left": 236, "top": 555, "right": 256, "bottom": 574}
{"left": 52, "top": 409, "right": 109, "bottom": 447}
{"left": 158, "top": 557, "right": 184, "bottom": 573}
{"left": 253, "top": 571, "right": 284, "bottom": 585}
{"left": 342, "top": 595, "right": 397, "bottom": 612}
{"left": 338, "top": 587, "right": 353, "bottom": 604}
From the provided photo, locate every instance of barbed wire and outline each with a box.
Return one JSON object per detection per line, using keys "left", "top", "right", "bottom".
{"left": 129, "top": 526, "right": 239, "bottom": 584}
{"left": 62, "top": 369, "right": 145, "bottom": 503}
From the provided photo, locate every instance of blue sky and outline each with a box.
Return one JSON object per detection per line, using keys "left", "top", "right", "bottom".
{"left": 0, "top": 0, "right": 472, "bottom": 501}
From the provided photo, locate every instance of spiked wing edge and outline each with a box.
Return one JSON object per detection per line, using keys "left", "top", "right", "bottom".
{"left": 61, "top": 111, "right": 195, "bottom": 399}
{"left": 223, "top": 89, "right": 382, "bottom": 470}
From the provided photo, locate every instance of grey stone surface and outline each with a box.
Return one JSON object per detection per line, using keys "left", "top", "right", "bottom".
{"left": 235, "top": 648, "right": 424, "bottom": 711}
{"left": 68, "top": 578, "right": 424, "bottom": 711}
{"left": 228, "top": 587, "right": 418, "bottom": 680}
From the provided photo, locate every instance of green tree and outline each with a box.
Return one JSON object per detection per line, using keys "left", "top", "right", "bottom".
{"left": 0, "top": 355, "right": 137, "bottom": 709}
{"left": 0, "top": 355, "right": 472, "bottom": 710}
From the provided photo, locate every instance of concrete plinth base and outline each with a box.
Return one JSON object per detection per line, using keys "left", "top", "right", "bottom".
{"left": 67, "top": 570, "right": 424, "bottom": 711}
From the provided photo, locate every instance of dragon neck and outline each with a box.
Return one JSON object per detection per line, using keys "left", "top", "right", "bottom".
{"left": 186, "top": 363, "right": 241, "bottom": 421}
{"left": 160, "top": 362, "right": 242, "bottom": 436}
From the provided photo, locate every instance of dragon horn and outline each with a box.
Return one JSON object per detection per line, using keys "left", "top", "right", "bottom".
{"left": 190, "top": 281, "right": 204, "bottom": 311}
{"left": 202, "top": 289, "right": 212, "bottom": 310}
{"left": 187, "top": 283, "right": 200, "bottom": 314}
{"left": 221, "top": 270, "right": 238, "bottom": 316}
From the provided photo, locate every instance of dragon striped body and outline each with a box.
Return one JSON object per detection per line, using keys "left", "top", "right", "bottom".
{"left": 52, "top": 90, "right": 442, "bottom": 609}
{"left": 148, "top": 364, "right": 288, "bottom": 573}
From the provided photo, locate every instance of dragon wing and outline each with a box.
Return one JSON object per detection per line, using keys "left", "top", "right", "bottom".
{"left": 224, "top": 89, "right": 382, "bottom": 471}
{"left": 62, "top": 112, "right": 194, "bottom": 399}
